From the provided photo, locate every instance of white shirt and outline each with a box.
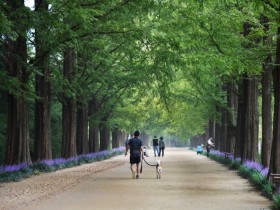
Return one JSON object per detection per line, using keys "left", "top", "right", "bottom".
{"left": 207, "top": 138, "right": 214, "bottom": 145}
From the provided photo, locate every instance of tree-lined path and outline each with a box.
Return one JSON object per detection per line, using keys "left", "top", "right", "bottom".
{"left": 0, "top": 148, "right": 272, "bottom": 210}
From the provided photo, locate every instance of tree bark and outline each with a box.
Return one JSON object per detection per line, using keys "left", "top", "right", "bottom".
{"left": 261, "top": 57, "right": 273, "bottom": 167}
{"left": 235, "top": 78, "right": 246, "bottom": 159}
{"left": 260, "top": 13, "right": 273, "bottom": 168}
{"left": 214, "top": 106, "right": 221, "bottom": 151}
{"left": 237, "top": 23, "right": 259, "bottom": 162}
{"left": 88, "top": 97, "right": 99, "bottom": 152}
{"left": 142, "top": 132, "right": 149, "bottom": 147}
{"left": 100, "top": 121, "right": 110, "bottom": 151}
{"left": 61, "top": 49, "right": 77, "bottom": 158}
{"left": 76, "top": 102, "right": 88, "bottom": 155}
{"left": 242, "top": 76, "right": 259, "bottom": 162}
{"left": 270, "top": 25, "right": 280, "bottom": 174}
{"left": 112, "top": 127, "right": 119, "bottom": 149}
{"left": 226, "top": 83, "right": 237, "bottom": 153}
{"left": 5, "top": 0, "right": 31, "bottom": 165}
{"left": 34, "top": 0, "right": 52, "bottom": 161}
{"left": 208, "top": 119, "right": 215, "bottom": 140}
{"left": 220, "top": 106, "right": 228, "bottom": 152}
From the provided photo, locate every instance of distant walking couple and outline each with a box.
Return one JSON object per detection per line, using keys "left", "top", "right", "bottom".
{"left": 153, "top": 135, "right": 165, "bottom": 157}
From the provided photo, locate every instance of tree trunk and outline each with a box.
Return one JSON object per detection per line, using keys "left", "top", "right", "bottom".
{"left": 88, "top": 97, "right": 99, "bottom": 152}
{"left": 119, "top": 131, "right": 127, "bottom": 146}
{"left": 242, "top": 76, "right": 259, "bottom": 162}
{"left": 34, "top": 0, "right": 52, "bottom": 161}
{"left": 100, "top": 121, "right": 110, "bottom": 151}
{"left": 270, "top": 25, "right": 280, "bottom": 174}
{"left": 220, "top": 107, "right": 228, "bottom": 152}
{"left": 235, "top": 78, "right": 246, "bottom": 159}
{"left": 142, "top": 132, "right": 149, "bottom": 147}
{"left": 89, "top": 125, "right": 99, "bottom": 152}
{"left": 237, "top": 23, "right": 259, "bottom": 162}
{"left": 112, "top": 127, "right": 119, "bottom": 149}
{"left": 227, "top": 83, "right": 237, "bottom": 153}
{"left": 76, "top": 102, "right": 88, "bottom": 155}
{"left": 260, "top": 13, "right": 273, "bottom": 168}
{"left": 5, "top": 0, "right": 31, "bottom": 165}
{"left": 261, "top": 57, "right": 273, "bottom": 168}
{"left": 214, "top": 112, "right": 221, "bottom": 151}
{"left": 61, "top": 49, "right": 77, "bottom": 158}
{"left": 208, "top": 119, "right": 215, "bottom": 140}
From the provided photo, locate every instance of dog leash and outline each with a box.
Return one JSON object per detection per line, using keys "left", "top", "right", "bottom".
{"left": 143, "top": 158, "right": 158, "bottom": 167}
{"left": 140, "top": 155, "right": 143, "bottom": 173}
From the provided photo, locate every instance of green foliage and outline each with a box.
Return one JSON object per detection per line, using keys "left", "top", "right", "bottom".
{"left": 239, "top": 165, "right": 251, "bottom": 178}
{"left": 272, "top": 194, "right": 280, "bottom": 210}
{"left": 0, "top": 168, "right": 32, "bottom": 183}
{"left": 249, "top": 171, "right": 268, "bottom": 190}
{"left": 229, "top": 159, "right": 241, "bottom": 170}
{"left": 32, "top": 162, "right": 55, "bottom": 173}
{"left": 0, "top": 0, "right": 279, "bottom": 163}
{"left": 205, "top": 149, "right": 279, "bottom": 208}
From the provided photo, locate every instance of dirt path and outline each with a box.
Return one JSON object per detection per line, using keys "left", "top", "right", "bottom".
{"left": 0, "top": 148, "right": 272, "bottom": 210}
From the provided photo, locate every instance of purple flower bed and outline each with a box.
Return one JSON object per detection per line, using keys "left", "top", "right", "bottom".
{"left": 201, "top": 148, "right": 280, "bottom": 208}
{"left": 0, "top": 162, "right": 30, "bottom": 173}
{"left": 0, "top": 146, "right": 125, "bottom": 182}
{"left": 243, "top": 160, "right": 268, "bottom": 175}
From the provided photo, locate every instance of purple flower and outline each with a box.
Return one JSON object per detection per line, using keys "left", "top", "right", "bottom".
{"left": 243, "top": 160, "right": 264, "bottom": 173}
{"left": 0, "top": 162, "right": 29, "bottom": 173}
{"left": 260, "top": 167, "right": 269, "bottom": 177}
{"left": 212, "top": 150, "right": 225, "bottom": 157}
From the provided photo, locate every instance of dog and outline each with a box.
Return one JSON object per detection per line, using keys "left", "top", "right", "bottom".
{"left": 156, "top": 160, "right": 162, "bottom": 179}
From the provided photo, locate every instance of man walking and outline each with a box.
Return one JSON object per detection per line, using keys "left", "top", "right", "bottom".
{"left": 158, "top": 136, "right": 165, "bottom": 157}
{"left": 125, "top": 130, "right": 143, "bottom": 179}
{"left": 152, "top": 135, "right": 159, "bottom": 157}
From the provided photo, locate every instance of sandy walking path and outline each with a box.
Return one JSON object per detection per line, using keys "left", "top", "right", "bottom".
{"left": 0, "top": 148, "right": 272, "bottom": 210}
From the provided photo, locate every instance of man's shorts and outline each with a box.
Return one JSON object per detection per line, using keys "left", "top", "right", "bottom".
{"left": 130, "top": 156, "right": 141, "bottom": 164}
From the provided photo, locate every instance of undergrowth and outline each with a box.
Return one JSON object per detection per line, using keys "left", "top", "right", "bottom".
{"left": 191, "top": 147, "right": 280, "bottom": 210}
{"left": 0, "top": 147, "right": 125, "bottom": 183}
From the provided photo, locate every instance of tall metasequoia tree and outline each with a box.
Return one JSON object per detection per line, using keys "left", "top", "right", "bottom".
{"left": 100, "top": 120, "right": 110, "bottom": 151}
{"left": 208, "top": 120, "right": 215, "bottom": 140}
{"left": 4, "top": 0, "right": 31, "bottom": 165}
{"left": 112, "top": 127, "right": 120, "bottom": 149}
{"left": 270, "top": 24, "right": 280, "bottom": 174}
{"left": 235, "top": 78, "right": 245, "bottom": 159}
{"left": 34, "top": 0, "right": 52, "bottom": 161}
{"left": 89, "top": 96, "right": 99, "bottom": 152}
{"left": 76, "top": 101, "right": 88, "bottom": 155}
{"left": 235, "top": 23, "right": 259, "bottom": 162}
{"left": 220, "top": 86, "right": 228, "bottom": 152}
{"left": 141, "top": 132, "right": 150, "bottom": 147}
{"left": 61, "top": 48, "right": 77, "bottom": 158}
{"left": 214, "top": 106, "right": 222, "bottom": 150}
{"left": 226, "top": 83, "right": 237, "bottom": 153}
{"left": 220, "top": 83, "right": 237, "bottom": 153}
{"left": 260, "top": 13, "right": 272, "bottom": 168}
{"left": 242, "top": 76, "right": 259, "bottom": 161}
{"left": 262, "top": 59, "right": 272, "bottom": 167}
{"left": 261, "top": 61, "right": 272, "bottom": 167}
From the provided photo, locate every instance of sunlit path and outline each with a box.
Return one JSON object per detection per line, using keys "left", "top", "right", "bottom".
{"left": 1, "top": 148, "right": 272, "bottom": 210}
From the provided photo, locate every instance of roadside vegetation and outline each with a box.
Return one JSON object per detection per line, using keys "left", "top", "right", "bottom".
{"left": 192, "top": 149, "right": 280, "bottom": 210}
{"left": 0, "top": 147, "right": 124, "bottom": 183}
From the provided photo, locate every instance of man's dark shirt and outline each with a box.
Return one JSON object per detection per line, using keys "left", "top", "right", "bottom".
{"left": 128, "top": 137, "right": 143, "bottom": 157}
{"left": 153, "top": 138, "right": 159, "bottom": 146}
